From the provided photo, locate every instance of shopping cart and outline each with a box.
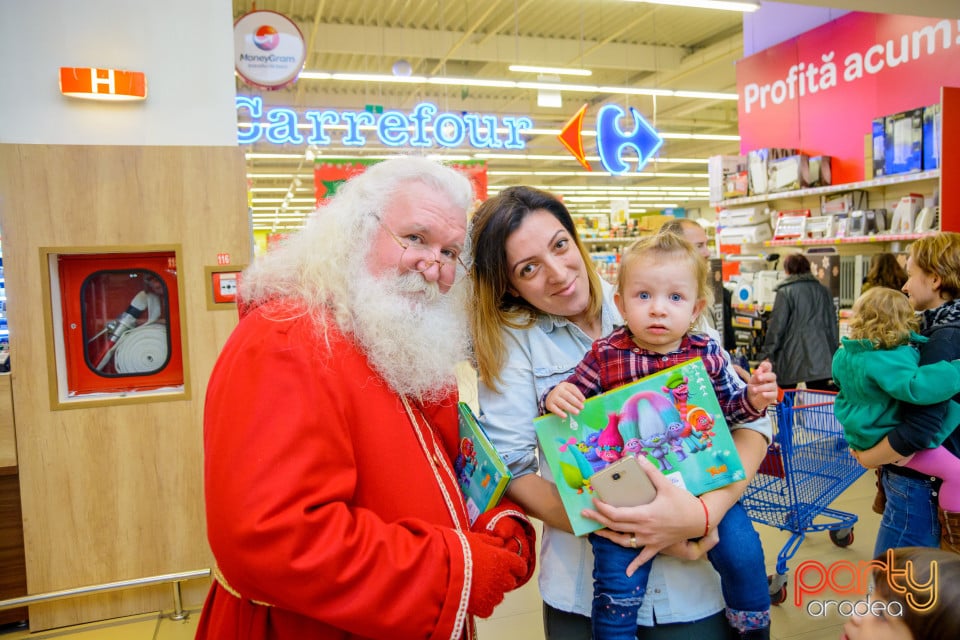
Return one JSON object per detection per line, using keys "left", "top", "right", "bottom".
{"left": 741, "top": 388, "right": 867, "bottom": 605}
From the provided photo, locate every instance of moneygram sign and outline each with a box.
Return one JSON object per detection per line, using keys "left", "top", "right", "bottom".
{"left": 794, "top": 549, "right": 938, "bottom": 618}
{"left": 234, "top": 10, "right": 306, "bottom": 90}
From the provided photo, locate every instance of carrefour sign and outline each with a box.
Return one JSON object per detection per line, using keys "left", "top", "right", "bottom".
{"left": 237, "top": 96, "right": 533, "bottom": 150}
{"left": 559, "top": 103, "right": 663, "bottom": 175}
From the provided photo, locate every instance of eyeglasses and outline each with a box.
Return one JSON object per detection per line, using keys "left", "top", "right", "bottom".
{"left": 377, "top": 217, "right": 470, "bottom": 286}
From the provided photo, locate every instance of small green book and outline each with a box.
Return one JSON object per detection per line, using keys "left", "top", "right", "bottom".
{"left": 456, "top": 402, "right": 513, "bottom": 524}
{"left": 535, "top": 357, "right": 745, "bottom": 536}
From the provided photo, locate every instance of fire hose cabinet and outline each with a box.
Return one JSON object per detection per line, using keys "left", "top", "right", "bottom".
{"left": 46, "top": 249, "right": 186, "bottom": 402}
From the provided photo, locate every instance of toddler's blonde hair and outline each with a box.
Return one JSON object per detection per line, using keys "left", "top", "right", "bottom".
{"left": 617, "top": 232, "right": 710, "bottom": 304}
{"left": 848, "top": 286, "right": 919, "bottom": 349}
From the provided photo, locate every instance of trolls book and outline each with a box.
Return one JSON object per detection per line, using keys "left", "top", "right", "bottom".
{"left": 534, "top": 357, "right": 745, "bottom": 536}
{"left": 456, "top": 402, "right": 512, "bottom": 525}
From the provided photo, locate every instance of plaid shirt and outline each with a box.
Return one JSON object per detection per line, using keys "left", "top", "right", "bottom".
{"left": 540, "top": 326, "right": 762, "bottom": 424}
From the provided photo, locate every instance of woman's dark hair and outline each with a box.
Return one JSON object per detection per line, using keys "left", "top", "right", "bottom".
{"left": 783, "top": 253, "right": 812, "bottom": 276}
{"left": 468, "top": 186, "right": 602, "bottom": 386}
{"left": 863, "top": 252, "right": 907, "bottom": 292}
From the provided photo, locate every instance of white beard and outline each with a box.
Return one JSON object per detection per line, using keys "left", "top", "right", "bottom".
{"left": 347, "top": 269, "right": 470, "bottom": 403}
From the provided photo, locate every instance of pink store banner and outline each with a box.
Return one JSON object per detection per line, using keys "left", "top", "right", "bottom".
{"left": 736, "top": 12, "right": 960, "bottom": 184}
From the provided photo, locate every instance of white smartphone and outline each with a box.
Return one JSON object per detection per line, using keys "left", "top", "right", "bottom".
{"left": 590, "top": 457, "right": 657, "bottom": 507}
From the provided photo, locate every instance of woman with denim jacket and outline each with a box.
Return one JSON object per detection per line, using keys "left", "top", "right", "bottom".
{"left": 468, "top": 186, "right": 777, "bottom": 639}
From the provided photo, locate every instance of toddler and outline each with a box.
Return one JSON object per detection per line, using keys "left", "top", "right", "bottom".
{"left": 832, "top": 286, "right": 960, "bottom": 541}
{"left": 542, "top": 232, "right": 775, "bottom": 640}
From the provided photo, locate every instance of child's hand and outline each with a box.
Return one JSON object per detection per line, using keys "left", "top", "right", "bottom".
{"left": 851, "top": 438, "right": 909, "bottom": 468}
{"left": 746, "top": 360, "right": 778, "bottom": 412}
{"left": 544, "top": 382, "right": 585, "bottom": 419}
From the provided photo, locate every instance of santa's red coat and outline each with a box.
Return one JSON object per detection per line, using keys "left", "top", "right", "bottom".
{"left": 196, "top": 302, "right": 496, "bottom": 639}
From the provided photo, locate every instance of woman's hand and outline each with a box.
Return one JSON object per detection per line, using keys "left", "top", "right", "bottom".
{"left": 592, "top": 515, "right": 720, "bottom": 577}
{"left": 581, "top": 456, "right": 707, "bottom": 567}
{"left": 544, "top": 382, "right": 585, "bottom": 419}
{"left": 746, "top": 360, "right": 778, "bottom": 412}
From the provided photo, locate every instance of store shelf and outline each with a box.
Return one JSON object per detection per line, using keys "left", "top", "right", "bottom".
{"left": 581, "top": 237, "right": 638, "bottom": 245}
{"left": 732, "top": 302, "right": 773, "bottom": 313}
{"left": 711, "top": 169, "right": 940, "bottom": 208}
{"left": 764, "top": 231, "right": 937, "bottom": 247}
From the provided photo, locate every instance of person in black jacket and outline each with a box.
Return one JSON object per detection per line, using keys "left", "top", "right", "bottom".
{"left": 850, "top": 232, "right": 960, "bottom": 555}
{"left": 757, "top": 254, "right": 838, "bottom": 390}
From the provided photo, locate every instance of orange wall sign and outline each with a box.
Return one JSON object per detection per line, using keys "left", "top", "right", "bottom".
{"left": 59, "top": 67, "right": 147, "bottom": 101}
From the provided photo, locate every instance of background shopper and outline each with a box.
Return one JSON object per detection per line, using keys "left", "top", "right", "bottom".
{"left": 862, "top": 252, "right": 908, "bottom": 293}
{"left": 848, "top": 232, "right": 960, "bottom": 555}
{"left": 758, "top": 253, "right": 838, "bottom": 390}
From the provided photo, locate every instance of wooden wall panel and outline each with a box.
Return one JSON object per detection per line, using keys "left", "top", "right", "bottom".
{"left": 0, "top": 145, "right": 249, "bottom": 630}
{"left": 0, "top": 375, "right": 14, "bottom": 468}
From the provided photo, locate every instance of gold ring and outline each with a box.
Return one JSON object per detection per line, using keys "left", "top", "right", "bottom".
{"left": 630, "top": 535, "right": 638, "bottom": 549}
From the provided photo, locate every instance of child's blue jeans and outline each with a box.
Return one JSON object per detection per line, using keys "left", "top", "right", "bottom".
{"left": 590, "top": 502, "right": 769, "bottom": 640}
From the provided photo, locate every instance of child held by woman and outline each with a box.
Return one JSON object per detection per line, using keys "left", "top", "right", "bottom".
{"left": 542, "top": 232, "right": 776, "bottom": 640}
{"left": 832, "top": 286, "right": 960, "bottom": 550}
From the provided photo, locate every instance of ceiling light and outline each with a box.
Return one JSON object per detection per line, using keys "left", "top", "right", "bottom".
{"left": 622, "top": 0, "right": 760, "bottom": 12}
{"left": 509, "top": 65, "right": 592, "bottom": 77}
{"left": 297, "top": 70, "right": 737, "bottom": 101}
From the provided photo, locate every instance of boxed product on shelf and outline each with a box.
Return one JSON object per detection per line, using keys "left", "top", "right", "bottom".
{"left": 809, "top": 155, "right": 832, "bottom": 186}
{"left": 733, "top": 271, "right": 781, "bottom": 307}
{"left": 747, "top": 147, "right": 799, "bottom": 195}
{"left": 767, "top": 154, "right": 833, "bottom": 193}
{"left": 822, "top": 190, "right": 867, "bottom": 215}
{"left": 845, "top": 209, "right": 889, "bottom": 236}
{"left": 883, "top": 107, "right": 923, "bottom": 176}
{"left": 871, "top": 117, "right": 886, "bottom": 178}
{"left": 888, "top": 194, "right": 925, "bottom": 233}
{"left": 914, "top": 206, "right": 938, "bottom": 233}
{"left": 804, "top": 216, "right": 834, "bottom": 239}
{"left": 772, "top": 209, "right": 811, "bottom": 240}
{"left": 717, "top": 206, "right": 770, "bottom": 227}
{"left": 718, "top": 222, "right": 772, "bottom": 245}
{"left": 753, "top": 270, "right": 782, "bottom": 307}
{"left": 723, "top": 171, "right": 749, "bottom": 198}
{"left": 708, "top": 155, "right": 747, "bottom": 202}
{"left": 747, "top": 150, "right": 768, "bottom": 195}
{"left": 767, "top": 155, "right": 800, "bottom": 192}
{"left": 923, "top": 103, "right": 941, "bottom": 171}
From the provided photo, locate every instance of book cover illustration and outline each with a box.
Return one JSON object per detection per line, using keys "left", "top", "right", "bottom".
{"left": 534, "top": 357, "right": 745, "bottom": 536}
{"left": 456, "top": 402, "right": 513, "bottom": 525}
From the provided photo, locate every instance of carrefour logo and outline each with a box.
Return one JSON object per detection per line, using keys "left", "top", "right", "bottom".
{"left": 253, "top": 25, "right": 280, "bottom": 51}
{"left": 558, "top": 103, "right": 663, "bottom": 176}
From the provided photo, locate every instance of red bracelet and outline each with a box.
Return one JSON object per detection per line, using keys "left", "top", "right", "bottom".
{"left": 698, "top": 497, "right": 710, "bottom": 538}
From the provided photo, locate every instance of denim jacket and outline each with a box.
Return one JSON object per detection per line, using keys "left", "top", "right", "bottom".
{"left": 477, "top": 280, "right": 771, "bottom": 624}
